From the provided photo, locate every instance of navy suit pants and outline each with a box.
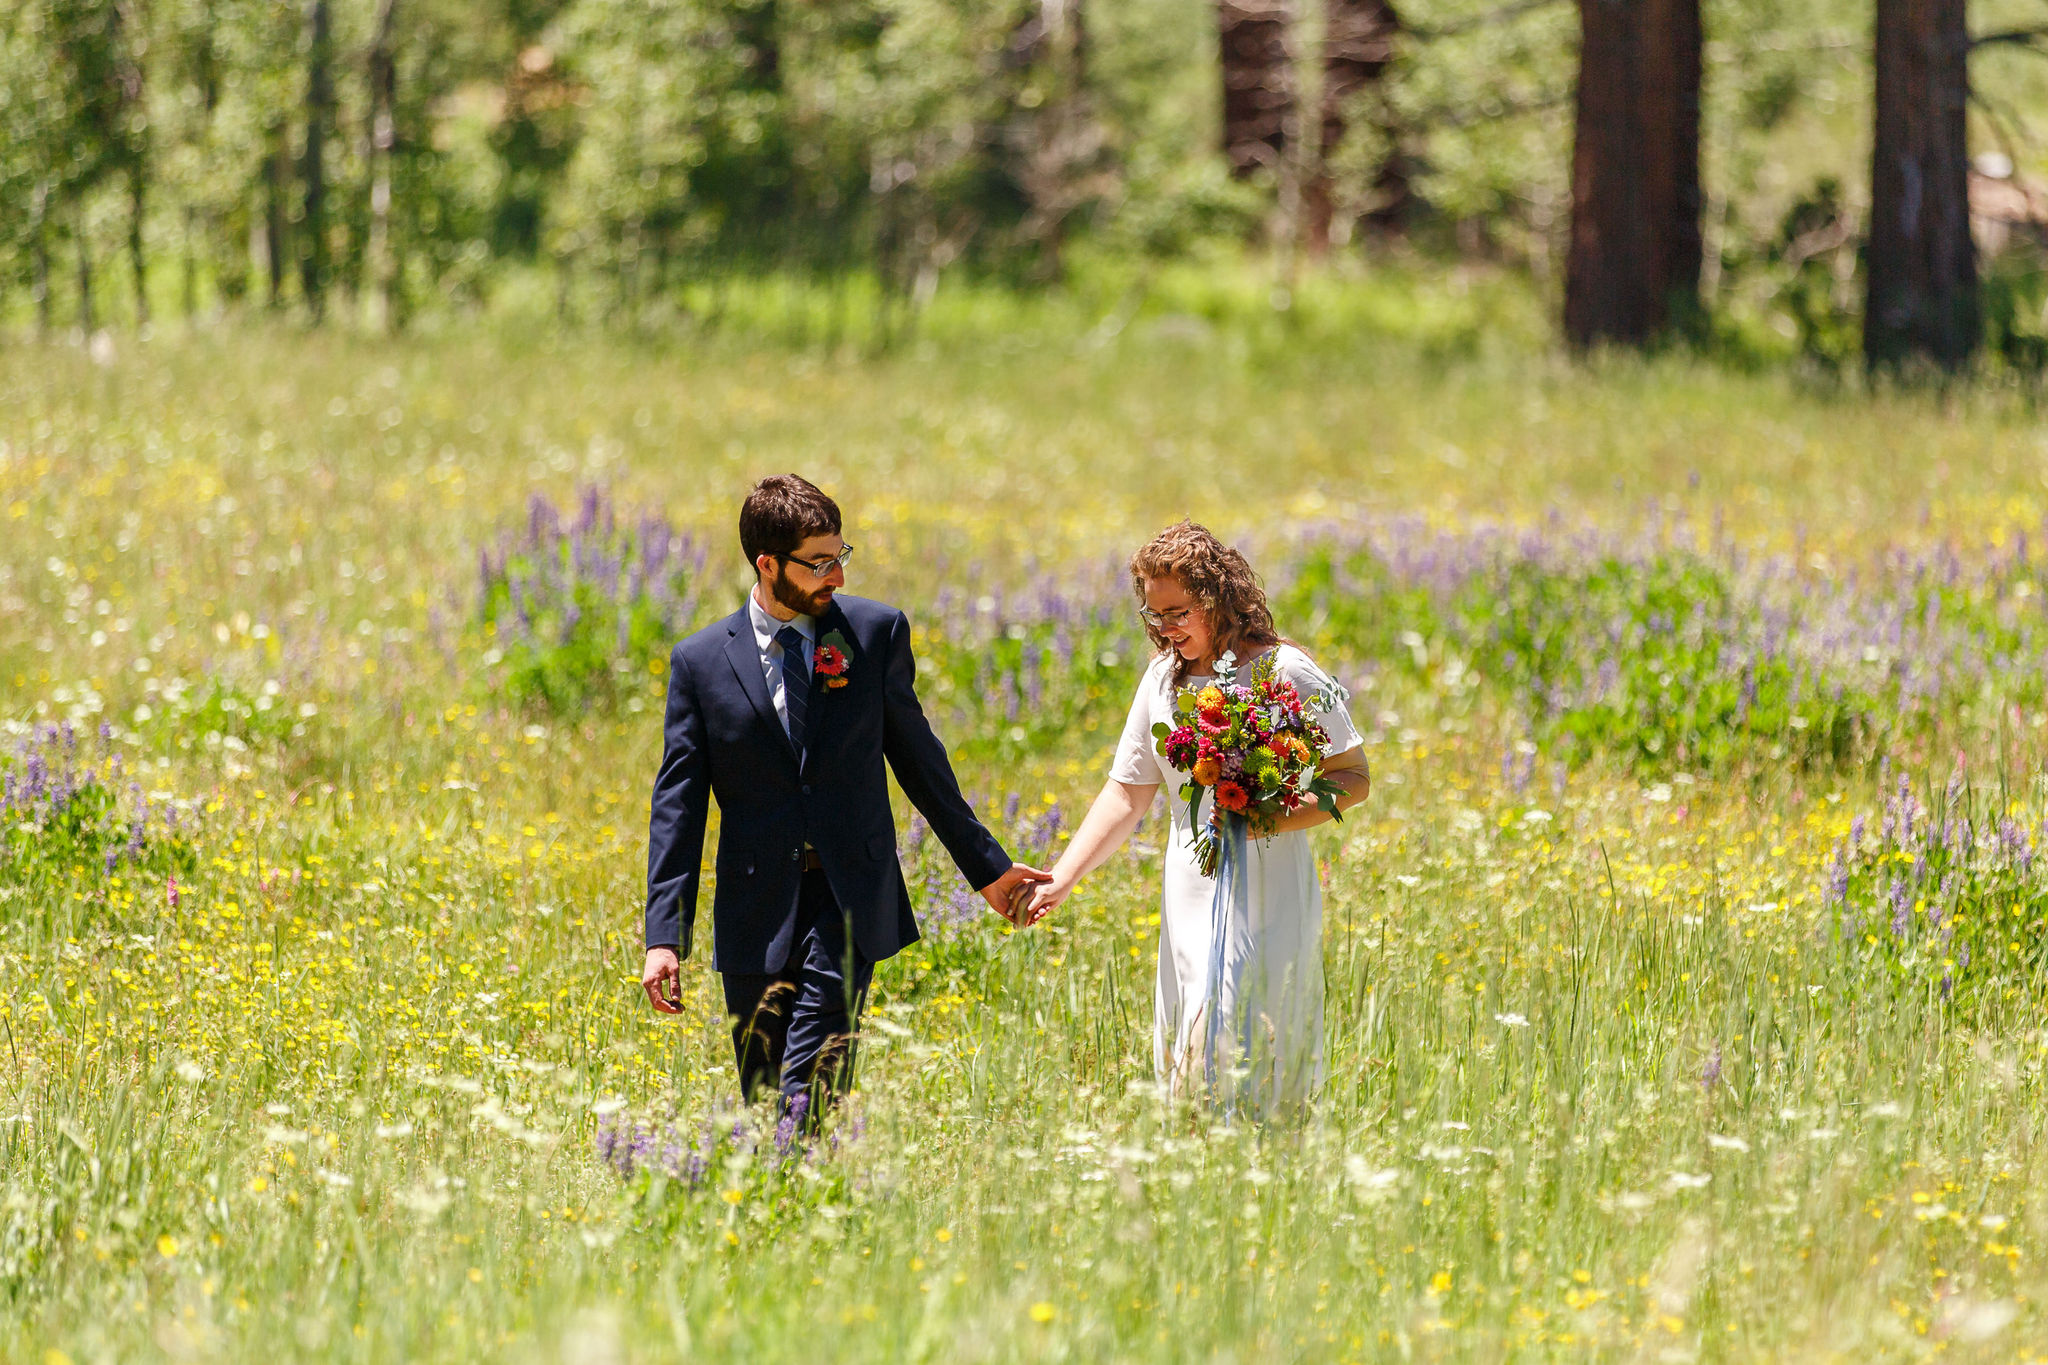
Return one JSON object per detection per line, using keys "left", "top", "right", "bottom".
{"left": 719, "top": 868, "right": 874, "bottom": 1118}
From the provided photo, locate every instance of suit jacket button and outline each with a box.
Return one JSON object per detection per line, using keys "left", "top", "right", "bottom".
{"left": 791, "top": 848, "right": 800, "bottom": 862}
{"left": 802, "top": 783, "right": 812, "bottom": 795}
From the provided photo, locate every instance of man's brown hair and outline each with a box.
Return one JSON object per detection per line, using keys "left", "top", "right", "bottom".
{"left": 739, "top": 475, "right": 842, "bottom": 566}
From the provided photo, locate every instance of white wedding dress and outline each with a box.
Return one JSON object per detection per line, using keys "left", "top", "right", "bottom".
{"left": 1109, "top": 644, "right": 1363, "bottom": 1114}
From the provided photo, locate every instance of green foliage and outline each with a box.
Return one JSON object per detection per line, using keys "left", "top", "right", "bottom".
{"left": 4, "top": 0, "right": 2045, "bottom": 348}
{"left": 1827, "top": 776, "right": 2048, "bottom": 1009}
{"left": 915, "top": 605, "right": 1141, "bottom": 764}
{"left": 477, "top": 497, "right": 706, "bottom": 714}
{"left": 0, "top": 733, "right": 197, "bottom": 943}
{"left": 1983, "top": 245, "right": 2048, "bottom": 380}
{"left": 1278, "top": 545, "right": 1876, "bottom": 771}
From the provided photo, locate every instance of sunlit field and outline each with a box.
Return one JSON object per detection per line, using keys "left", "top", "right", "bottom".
{"left": 6, "top": 295, "right": 2048, "bottom": 1363}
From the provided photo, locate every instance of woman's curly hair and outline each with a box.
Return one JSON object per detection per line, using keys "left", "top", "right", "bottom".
{"left": 1129, "top": 521, "right": 1282, "bottom": 685}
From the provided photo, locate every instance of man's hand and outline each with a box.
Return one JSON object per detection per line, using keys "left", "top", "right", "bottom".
{"left": 979, "top": 863, "right": 1052, "bottom": 923}
{"left": 641, "top": 946, "right": 683, "bottom": 1014}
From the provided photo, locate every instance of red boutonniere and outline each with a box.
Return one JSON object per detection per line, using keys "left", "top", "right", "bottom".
{"left": 815, "top": 631, "right": 852, "bottom": 689}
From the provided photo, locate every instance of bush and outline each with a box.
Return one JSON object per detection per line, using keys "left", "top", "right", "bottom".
{"left": 478, "top": 490, "right": 710, "bottom": 714}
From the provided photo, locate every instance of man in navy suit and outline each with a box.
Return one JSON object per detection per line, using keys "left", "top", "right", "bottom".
{"left": 642, "top": 474, "right": 1048, "bottom": 1117}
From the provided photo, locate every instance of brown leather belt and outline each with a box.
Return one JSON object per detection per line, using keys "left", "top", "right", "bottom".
{"left": 802, "top": 847, "right": 823, "bottom": 871}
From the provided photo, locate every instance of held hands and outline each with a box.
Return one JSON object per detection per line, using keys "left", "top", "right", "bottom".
{"left": 641, "top": 946, "right": 682, "bottom": 1014}
{"left": 1019, "top": 874, "right": 1073, "bottom": 927}
{"left": 979, "top": 863, "right": 1052, "bottom": 924}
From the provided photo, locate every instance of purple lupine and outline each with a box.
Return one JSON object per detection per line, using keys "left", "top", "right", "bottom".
{"left": 1823, "top": 846, "right": 1850, "bottom": 907}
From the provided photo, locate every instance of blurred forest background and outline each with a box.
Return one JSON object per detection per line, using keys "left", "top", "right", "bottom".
{"left": 3, "top": 0, "right": 2048, "bottom": 371}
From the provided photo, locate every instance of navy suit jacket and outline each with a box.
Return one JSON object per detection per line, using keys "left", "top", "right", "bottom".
{"left": 645, "top": 593, "right": 1011, "bottom": 973}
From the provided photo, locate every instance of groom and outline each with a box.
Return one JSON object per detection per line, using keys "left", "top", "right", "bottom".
{"left": 642, "top": 474, "right": 1047, "bottom": 1115}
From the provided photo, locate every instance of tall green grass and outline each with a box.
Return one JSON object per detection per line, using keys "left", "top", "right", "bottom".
{"left": 1, "top": 307, "right": 2046, "bottom": 1362}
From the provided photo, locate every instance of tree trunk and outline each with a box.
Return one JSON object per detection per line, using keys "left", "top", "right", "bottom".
{"left": 264, "top": 122, "right": 289, "bottom": 307}
{"left": 1865, "top": 0, "right": 1975, "bottom": 370}
{"left": 732, "top": 0, "right": 779, "bottom": 90}
{"left": 365, "top": 0, "right": 400, "bottom": 333}
{"left": 183, "top": 207, "right": 199, "bottom": 320}
{"left": 1218, "top": 0, "right": 1295, "bottom": 180}
{"left": 1562, "top": 0, "right": 1704, "bottom": 349}
{"left": 1011, "top": 0, "right": 1102, "bottom": 281}
{"left": 1307, "top": 0, "right": 1404, "bottom": 252}
{"left": 77, "top": 227, "right": 96, "bottom": 333}
{"left": 32, "top": 182, "right": 52, "bottom": 338}
{"left": 128, "top": 160, "right": 149, "bottom": 326}
{"left": 300, "top": 0, "right": 333, "bottom": 323}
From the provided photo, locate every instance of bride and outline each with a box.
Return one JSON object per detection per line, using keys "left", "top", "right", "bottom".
{"left": 1024, "top": 522, "right": 1369, "bottom": 1113}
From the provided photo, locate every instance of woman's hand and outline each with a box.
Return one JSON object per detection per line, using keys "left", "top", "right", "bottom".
{"left": 1017, "top": 778, "right": 1157, "bottom": 928}
{"left": 1265, "top": 747, "right": 1371, "bottom": 834}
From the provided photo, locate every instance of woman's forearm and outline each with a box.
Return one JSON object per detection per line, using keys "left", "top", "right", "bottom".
{"left": 1051, "top": 780, "right": 1157, "bottom": 885}
{"left": 1267, "top": 749, "right": 1371, "bottom": 835}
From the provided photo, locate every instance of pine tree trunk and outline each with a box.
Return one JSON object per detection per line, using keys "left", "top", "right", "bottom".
{"left": 1562, "top": 0, "right": 1704, "bottom": 349}
{"left": 128, "top": 160, "right": 149, "bottom": 326}
{"left": 1219, "top": 0, "right": 1295, "bottom": 180}
{"left": 1865, "top": 0, "right": 1976, "bottom": 370}
{"left": 300, "top": 0, "right": 333, "bottom": 323}
{"left": 365, "top": 0, "right": 400, "bottom": 333}
{"left": 183, "top": 207, "right": 199, "bottom": 320}
{"left": 264, "top": 122, "right": 289, "bottom": 308}
{"left": 77, "top": 228, "right": 96, "bottom": 333}
{"left": 32, "top": 182, "right": 52, "bottom": 338}
{"left": 1307, "top": 0, "right": 1403, "bottom": 251}
{"left": 732, "top": 0, "right": 779, "bottom": 90}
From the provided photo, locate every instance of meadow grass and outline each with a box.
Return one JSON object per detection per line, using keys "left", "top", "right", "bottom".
{"left": 2, "top": 302, "right": 2048, "bottom": 1363}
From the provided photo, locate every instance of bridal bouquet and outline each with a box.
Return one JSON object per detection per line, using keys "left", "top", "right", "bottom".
{"left": 1152, "top": 651, "right": 1349, "bottom": 876}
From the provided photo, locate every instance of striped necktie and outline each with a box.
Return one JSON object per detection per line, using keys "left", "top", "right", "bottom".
{"left": 775, "top": 625, "right": 810, "bottom": 757}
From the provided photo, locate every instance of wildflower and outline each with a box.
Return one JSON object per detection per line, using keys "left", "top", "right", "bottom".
{"left": 1493, "top": 1013, "right": 1529, "bottom": 1028}
{"left": 1029, "top": 1302, "right": 1056, "bottom": 1324}
{"left": 156, "top": 1235, "right": 179, "bottom": 1258}
{"left": 1701, "top": 1046, "right": 1722, "bottom": 1090}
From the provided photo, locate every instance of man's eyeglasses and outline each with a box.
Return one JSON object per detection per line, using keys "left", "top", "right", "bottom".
{"left": 777, "top": 543, "right": 856, "bottom": 576}
{"left": 1138, "top": 604, "right": 1198, "bottom": 631}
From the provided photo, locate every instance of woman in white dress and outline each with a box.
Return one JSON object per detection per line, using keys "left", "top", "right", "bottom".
{"left": 1024, "top": 522, "right": 1369, "bottom": 1114}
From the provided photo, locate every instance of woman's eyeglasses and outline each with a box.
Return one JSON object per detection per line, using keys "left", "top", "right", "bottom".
{"left": 1138, "top": 605, "right": 1197, "bottom": 631}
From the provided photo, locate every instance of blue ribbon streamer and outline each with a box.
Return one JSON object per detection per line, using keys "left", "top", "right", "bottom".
{"left": 1202, "top": 813, "right": 1251, "bottom": 1100}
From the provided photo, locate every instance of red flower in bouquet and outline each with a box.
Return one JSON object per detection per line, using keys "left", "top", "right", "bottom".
{"left": 1214, "top": 780, "right": 1250, "bottom": 813}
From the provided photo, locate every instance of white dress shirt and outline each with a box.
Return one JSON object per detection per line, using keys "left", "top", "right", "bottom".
{"left": 747, "top": 589, "right": 816, "bottom": 741}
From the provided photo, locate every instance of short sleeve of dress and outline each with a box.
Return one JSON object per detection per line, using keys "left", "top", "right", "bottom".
{"left": 1279, "top": 648, "right": 1363, "bottom": 758}
{"left": 1108, "top": 659, "right": 1168, "bottom": 786}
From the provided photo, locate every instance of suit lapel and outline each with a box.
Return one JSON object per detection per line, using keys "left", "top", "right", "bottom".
{"left": 723, "top": 610, "right": 799, "bottom": 764}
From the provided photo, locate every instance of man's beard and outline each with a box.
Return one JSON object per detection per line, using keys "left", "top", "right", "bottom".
{"left": 768, "top": 565, "right": 833, "bottom": 617}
